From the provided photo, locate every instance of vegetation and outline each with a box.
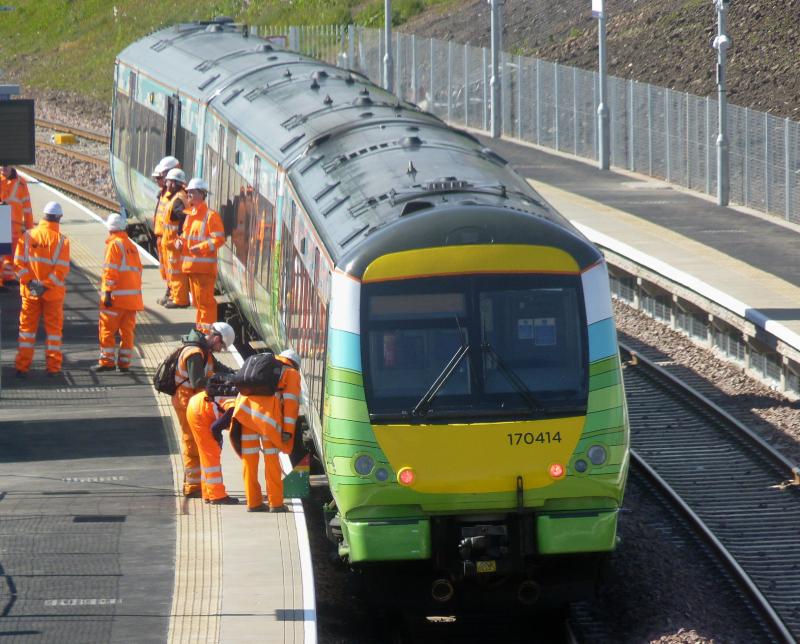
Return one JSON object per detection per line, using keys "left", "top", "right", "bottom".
{"left": 0, "top": 0, "right": 455, "bottom": 103}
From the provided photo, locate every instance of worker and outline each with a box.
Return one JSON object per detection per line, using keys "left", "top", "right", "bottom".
{"left": 13, "top": 201, "right": 70, "bottom": 377}
{"left": 276, "top": 349, "right": 303, "bottom": 456}
{"left": 172, "top": 321, "right": 236, "bottom": 497}
{"left": 91, "top": 213, "right": 143, "bottom": 373}
{"left": 161, "top": 168, "right": 190, "bottom": 309}
{"left": 186, "top": 377, "right": 239, "bottom": 505}
{"left": 0, "top": 165, "right": 34, "bottom": 289}
{"left": 175, "top": 178, "right": 225, "bottom": 332}
{"left": 151, "top": 156, "right": 180, "bottom": 305}
{"left": 229, "top": 353, "right": 293, "bottom": 513}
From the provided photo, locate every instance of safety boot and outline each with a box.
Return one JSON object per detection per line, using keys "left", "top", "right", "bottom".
{"left": 209, "top": 496, "right": 239, "bottom": 505}
{"left": 247, "top": 504, "right": 268, "bottom": 513}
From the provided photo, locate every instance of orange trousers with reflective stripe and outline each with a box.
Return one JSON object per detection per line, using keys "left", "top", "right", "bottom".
{"left": 98, "top": 307, "right": 137, "bottom": 368}
{"left": 241, "top": 436, "right": 283, "bottom": 509}
{"left": 15, "top": 295, "right": 64, "bottom": 373}
{"left": 187, "top": 272, "right": 217, "bottom": 332}
{"left": 172, "top": 394, "right": 201, "bottom": 495}
{"left": 186, "top": 394, "right": 229, "bottom": 501}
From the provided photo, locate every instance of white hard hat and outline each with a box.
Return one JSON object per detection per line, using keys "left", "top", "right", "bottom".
{"left": 106, "top": 212, "right": 126, "bottom": 231}
{"left": 165, "top": 168, "right": 187, "bottom": 184}
{"left": 43, "top": 201, "right": 63, "bottom": 218}
{"left": 210, "top": 321, "right": 235, "bottom": 349}
{"left": 159, "top": 155, "right": 180, "bottom": 171}
{"left": 186, "top": 177, "right": 210, "bottom": 193}
{"left": 279, "top": 349, "right": 301, "bottom": 368}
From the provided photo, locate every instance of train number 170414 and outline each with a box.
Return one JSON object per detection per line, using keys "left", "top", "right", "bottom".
{"left": 506, "top": 432, "right": 562, "bottom": 446}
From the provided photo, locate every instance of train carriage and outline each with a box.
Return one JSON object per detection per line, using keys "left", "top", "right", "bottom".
{"left": 112, "top": 17, "right": 629, "bottom": 606}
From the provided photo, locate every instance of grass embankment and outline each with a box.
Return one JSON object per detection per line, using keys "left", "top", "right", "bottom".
{"left": 0, "top": 0, "right": 454, "bottom": 104}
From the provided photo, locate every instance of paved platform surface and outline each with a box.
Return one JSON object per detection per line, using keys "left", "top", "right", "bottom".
{"left": 477, "top": 133, "right": 800, "bottom": 349}
{"left": 0, "top": 180, "right": 313, "bottom": 643}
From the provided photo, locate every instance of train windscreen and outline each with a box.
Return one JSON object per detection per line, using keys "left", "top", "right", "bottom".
{"left": 362, "top": 274, "right": 589, "bottom": 423}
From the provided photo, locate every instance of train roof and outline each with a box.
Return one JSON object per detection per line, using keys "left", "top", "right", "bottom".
{"left": 118, "top": 19, "right": 595, "bottom": 268}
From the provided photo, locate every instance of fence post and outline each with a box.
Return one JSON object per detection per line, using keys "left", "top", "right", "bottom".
{"left": 706, "top": 96, "right": 711, "bottom": 194}
{"left": 764, "top": 111, "right": 771, "bottom": 213}
{"left": 786, "top": 118, "right": 792, "bottom": 220}
{"left": 745, "top": 108, "right": 750, "bottom": 206}
{"left": 464, "top": 44, "right": 470, "bottom": 128}
{"left": 447, "top": 40, "right": 453, "bottom": 121}
{"left": 647, "top": 85, "right": 653, "bottom": 174}
{"left": 665, "top": 91, "right": 671, "bottom": 182}
{"left": 348, "top": 25, "right": 355, "bottom": 71}
{"left": 554, "top": 62, "right": 560, "bottom": 151}
{"left": 289, "top": 26, "right": 299, "bottom": 51}
{"left": 628, "top": 78, "right": 634, "bottom": 171}
{"left": 396, "top": 34, "right": 401, "bottom": 96}
{"left": 482, "top": 48, "right": 488, "bottom": 131}
{"left": 517, "top": 55, "right": 523, "bottom": 140}
{"left": 574, "top": 66, "right": 579, "bottom": 156}
{"left": 430, "top": 38, "right": 435, "bottom": 115}
{"left": 536, "top": 58, "right": 541, "bottom": 146}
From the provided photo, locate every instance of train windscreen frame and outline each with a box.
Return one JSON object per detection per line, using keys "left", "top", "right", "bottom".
{"left": 362, "top": 274, "right": 589, "bottom": 424}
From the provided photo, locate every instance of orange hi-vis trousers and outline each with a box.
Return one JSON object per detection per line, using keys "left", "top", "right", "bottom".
{"left": 98, "top": 308, "right": 137, "bottom": 368}
{"left": 186, "top": 392, "right": 231, "bottom": 501}
{"left": 16, "top": 295, "right": 64, "bottom": 373}
{"left": 172, "top": 387, "right": 202, "bottom": 496}
{"left": 241, "top": 432, "right": 283, "bottom": 509}
{"left": 187, "top": 272, "right": 217, "bottom": 333}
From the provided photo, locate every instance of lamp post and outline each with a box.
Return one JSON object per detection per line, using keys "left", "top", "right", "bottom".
{"left": 593, "top": 0, "right": 610, "bottom": 170}
{"left": 713, "top": 0, "right": 731, "bottom": 206}
{"left": 489, "top": 0, "right": 504, "bottom": 138}
{"left": 384, "top": 0, "right": 393, "bottom": 93}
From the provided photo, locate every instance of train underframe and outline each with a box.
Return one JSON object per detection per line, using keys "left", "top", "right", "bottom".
{"left": 325, "top": 505, "right": 609, "bottom": 613}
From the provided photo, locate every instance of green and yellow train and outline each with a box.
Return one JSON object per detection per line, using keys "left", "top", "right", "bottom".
{"left": 113, "top": 18, "right": 629, "bottom": 606}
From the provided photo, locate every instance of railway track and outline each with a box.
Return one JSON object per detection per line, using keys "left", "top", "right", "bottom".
{"left": 34, "top": 118, "right": 110, "bottom": 144}
{"left": 622, "top": 342, "right": 800, "bottom": 642}
{"left": 22, "top": 167, "right": 119, "bottom": 212}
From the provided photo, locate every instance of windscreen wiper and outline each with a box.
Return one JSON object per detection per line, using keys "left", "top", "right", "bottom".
{"left": 412, "top": 343, "right": 470, "bottom": 417}
{"left": 481, "top": 342, "right": 545, "bottom": 413}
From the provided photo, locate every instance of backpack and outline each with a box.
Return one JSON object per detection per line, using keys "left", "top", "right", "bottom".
{"left": 152, "top": 340, "right": 207, "bottom": 395}
{"left": 232, "top": 351, "right": 283, "bottom": 396}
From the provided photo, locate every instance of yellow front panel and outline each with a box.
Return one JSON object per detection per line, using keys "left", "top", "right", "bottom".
{"left": 372, "top": 417, "right": 585, "bottom": 494}
{"left": 362, "top": 245, "right": 580, "bottom": 283}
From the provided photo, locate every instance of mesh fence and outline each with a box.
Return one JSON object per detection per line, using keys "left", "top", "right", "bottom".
{"left": 259, "top": 25, "right": 800, "bottom": 223}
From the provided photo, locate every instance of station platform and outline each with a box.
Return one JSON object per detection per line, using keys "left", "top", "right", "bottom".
{"left": 0, "top": 180, "right": 314, "bottom": 643}
{"left": 476, "top": 132, "right": 800, "bottom": 354}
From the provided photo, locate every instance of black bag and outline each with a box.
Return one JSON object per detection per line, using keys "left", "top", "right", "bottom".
{"left": 152, "top": 340, "right": 207, "bottom": 395}
{"left": 232, "top": 352, "right": 283, "bottom": 396}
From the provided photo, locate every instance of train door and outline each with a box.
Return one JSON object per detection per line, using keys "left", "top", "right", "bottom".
{"left": 165, "top": 94, "right": 183, "bottom": 161}
{"left": 123, "top": 72, "right": 137, "bottom": 207}
{"left": 245, "top": 155, "right": 262, "bottom": 308}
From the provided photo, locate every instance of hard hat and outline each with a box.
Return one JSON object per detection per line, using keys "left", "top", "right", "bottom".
{"left": 186, "top": 177, "right": 210, "bottom": 193}
{"left": 159, "top": 155, "right": 180, "bottom": 171}
{"left": 106, "top": 212, "right": 126, "bottom": 231}
{"left": 43, "top": 201, "right": 64, "bottom": 218}
{"left": 279, "top": 349, "right": 301, "bottom": 368}
{"left": 151, "top": 165, "right": 163, "bottom": 178}
{"left": 165, "top": 168, "right": 187, "bottom": 184}
{"left": 209, "top": 321, "right": 235, "bottom": 349}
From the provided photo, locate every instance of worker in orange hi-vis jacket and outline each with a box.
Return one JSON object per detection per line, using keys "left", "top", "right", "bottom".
{"left": 13, "top": 201, "right": 70, "bottom": 377}
{"left": 90, "top": 213, "right": 144, "bottom": 373}
{"left": 175, "top": 177, "right": 225, "bottom": 332}
{"left": 172, "top": 322, "right": 236, "bottom": 498}
{"left": 186, "top": 378, "right": 239, "bottom": 505}
{"left": 231, "top": 389, "right": 288, "bottom": 513}
{"left": 151, "top": 156, "right": 180, "bottom": 305}
{"left": 160, "top": 168, "right": 190, "bottom": 309}
{"left": 276, "top": 349, "right": 303, "bottom": 455}
{"left": 0, "top": 165, "right": 34, "bottom": 288}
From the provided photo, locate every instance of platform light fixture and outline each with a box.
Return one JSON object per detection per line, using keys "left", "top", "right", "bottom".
{"left": 592, "top": 0, "right": 610, "bottom": 170}
{"left": 713, "top": 0, "right": 732, "bottom": 207}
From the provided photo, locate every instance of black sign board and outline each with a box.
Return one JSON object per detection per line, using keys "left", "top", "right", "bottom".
{"left": 0, "top": 99, "right": 35, "bottom": 165}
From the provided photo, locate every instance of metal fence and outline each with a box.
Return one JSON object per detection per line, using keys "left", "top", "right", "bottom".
{"left": 258, "top": 25, "right": 800, "bottom": 224}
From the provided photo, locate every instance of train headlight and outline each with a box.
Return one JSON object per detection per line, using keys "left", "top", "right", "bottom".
{"left": 574, "top": 459, "right": 588, "bottom": 473}
{"left": 548, "top": 463, "right": 565, "bottom": 479}
{"left": 587, "top": 445, "right": 608, "bottom": 465}
{"left": 353, "top": 454, "right": 374, "bottom": 476}
{"left": 397, "top": 467, "right": 416, "bottom": 486}
{"left": 375, "top": 468, "right": 389, "bottom": 482}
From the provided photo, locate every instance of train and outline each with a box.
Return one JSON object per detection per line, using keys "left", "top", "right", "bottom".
{"left": 112, "top": 17, "right": 630, "bottom": 608}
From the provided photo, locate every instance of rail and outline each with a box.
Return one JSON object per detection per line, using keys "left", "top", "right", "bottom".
{"left": 36, "top": 140, "right": 109, "bottom": 168}
{"left": 34, "top": 118, "right": 110, "bottom": 145}
{"left": 22, "top": 167, "right": 119, "bottom": 212}
{"left": 622, "top": 342, "right": 799, "bottom": 643}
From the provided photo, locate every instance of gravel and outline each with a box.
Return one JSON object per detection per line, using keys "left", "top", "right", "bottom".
{"left": 38, "top": 91, "right": 797, "bottom": 643}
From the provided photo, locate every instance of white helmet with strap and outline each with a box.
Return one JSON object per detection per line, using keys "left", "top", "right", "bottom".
{"left": 279, "top": 349, "right": 301, "bottom": 368}
{"left": 210, "top": 321, "right": 235, "bottom": 349}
